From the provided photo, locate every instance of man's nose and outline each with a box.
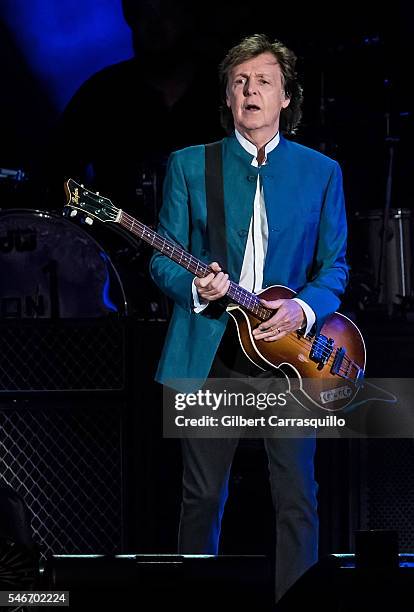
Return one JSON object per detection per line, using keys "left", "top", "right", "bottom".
{"left": 243, "top": 80, "right": 257, "bottom": 96}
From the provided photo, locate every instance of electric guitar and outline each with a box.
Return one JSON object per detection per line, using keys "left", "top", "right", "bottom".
{"left": 64, "top": 179, "right": 366, "bottom": 412}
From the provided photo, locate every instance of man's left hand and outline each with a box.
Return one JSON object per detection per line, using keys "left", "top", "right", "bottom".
{"left": 252, "top": 298, "right": 305, "bottom": 342}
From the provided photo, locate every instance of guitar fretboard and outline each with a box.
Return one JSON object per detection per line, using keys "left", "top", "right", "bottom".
{"left": 119, "top": 211, "right": 272, "bottom": 322}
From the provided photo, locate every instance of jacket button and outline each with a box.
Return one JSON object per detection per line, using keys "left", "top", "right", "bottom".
{"left": 247, "top": 175, "right": 256, "bottom": 182}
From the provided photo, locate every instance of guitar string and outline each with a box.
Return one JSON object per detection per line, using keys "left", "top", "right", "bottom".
{"left": 119, "top": 212, "right": 361, "bottom": 376}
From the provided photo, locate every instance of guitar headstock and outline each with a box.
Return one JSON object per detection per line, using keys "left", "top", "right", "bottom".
{"left": 64, "top": 178, "right": 120, "bottom": 224}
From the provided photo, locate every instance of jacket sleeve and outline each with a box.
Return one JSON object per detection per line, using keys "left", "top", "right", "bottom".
{"left": 149, "top": 151, "right": 194, "bottom": 312}
{"left": 295, "top": 161, "right": 349, "bottom": 326}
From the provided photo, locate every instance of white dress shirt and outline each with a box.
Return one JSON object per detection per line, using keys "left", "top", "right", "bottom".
{"left": 192, "top": 130, "right": 316, "bottom": 336}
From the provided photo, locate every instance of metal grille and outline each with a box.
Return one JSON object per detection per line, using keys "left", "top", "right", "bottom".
{"left": 0, "top": 402, "right": 125, "bottom": 558}
{"left": 0, "top": 319, "right": 126, "bottom": 392}
{"left": 359, "top": 439, "right": 414, "bottom": 551}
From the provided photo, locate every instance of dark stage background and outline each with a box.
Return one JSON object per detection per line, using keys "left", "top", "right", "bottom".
{"left": 0, "top": 0, "right": 413, "bottom": 576}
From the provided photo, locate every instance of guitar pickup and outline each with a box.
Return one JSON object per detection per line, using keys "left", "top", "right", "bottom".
{"left": 310, "top": 335, "right": 334, "bottom": 369}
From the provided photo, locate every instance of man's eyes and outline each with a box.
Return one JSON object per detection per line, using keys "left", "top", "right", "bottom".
{"left": 233, "top": 78, "right": 271, "bottom": 86}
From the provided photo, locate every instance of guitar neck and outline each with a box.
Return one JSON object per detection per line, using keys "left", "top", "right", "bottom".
{"left": 118, "top": 210, "right": 271, "bottom": 322}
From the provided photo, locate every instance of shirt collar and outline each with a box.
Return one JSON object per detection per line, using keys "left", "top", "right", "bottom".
{"left": 234, "top": 129, "right": 280, "bottom": 166}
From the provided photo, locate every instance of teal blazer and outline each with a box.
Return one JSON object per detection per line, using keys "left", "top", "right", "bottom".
{"left": 150, "top": 133, "right": 348, "bottom": 389}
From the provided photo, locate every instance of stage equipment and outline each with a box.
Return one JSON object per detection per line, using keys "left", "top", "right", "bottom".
{"left": 0, "top": 209, "right": 129, "bottom": 557}
{"left": 350, "top": 439, "right": 414, "bottom": 551}
{"left": 276, "top": 552, "right": 414, "bottom": 611}
{"left": 40, "top": 554, "right": 272, "bottom": 610}
{"left": 353, "top": 208, "right": 412, "bottom": 311}
{"left": 0, "top": 483, "right": 39, "bottom": 590}
{"left": 0, "top": 397, "right": 127, "bottom": 558}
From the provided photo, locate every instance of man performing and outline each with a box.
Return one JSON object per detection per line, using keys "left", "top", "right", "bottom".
{"left": 150, "top": 33, "right": 348, "bottom": 602}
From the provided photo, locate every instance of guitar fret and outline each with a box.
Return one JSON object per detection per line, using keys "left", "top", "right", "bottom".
{"left": 227, "top": 281, "right": 269, "bottom": 320}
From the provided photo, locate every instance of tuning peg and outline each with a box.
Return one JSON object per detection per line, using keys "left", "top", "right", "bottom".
{"left": 96, "top": 191, "right": 100, "bottom": 195}
{"left": 80, "top": 214, "right": 93, "bottom": 226}
{"left": 80, "top": 184, "right": 84, "bottom": 188}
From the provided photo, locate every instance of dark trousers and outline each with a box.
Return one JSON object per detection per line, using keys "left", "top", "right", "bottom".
{"left": 177, "top": 324, "right": 319, "bottom": 602}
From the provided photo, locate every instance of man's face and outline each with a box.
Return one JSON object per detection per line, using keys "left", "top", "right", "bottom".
{"left": 226, "top": 52, "right": 290, "bottom": 138}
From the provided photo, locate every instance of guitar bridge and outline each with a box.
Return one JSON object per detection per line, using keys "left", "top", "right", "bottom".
{"left": 330, "top": 347, "right": 346, "bottom": 375}
{"left": 331, "top": 347, "right": 365, "bottom": 385}
{"left": 310, "top": 335, "right": 334, "bottom": 370}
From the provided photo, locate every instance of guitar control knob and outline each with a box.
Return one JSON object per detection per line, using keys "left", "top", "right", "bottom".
{"left": 85, "top": 217, "right": 93, "bottom": 225}
{"left": 70, "top": 210, "right": 78, "bottom": 217}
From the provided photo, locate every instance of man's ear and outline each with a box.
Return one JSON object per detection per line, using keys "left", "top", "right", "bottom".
{"left": 281, "top": 91, "right": 290, "bottom": 109}
{"left": 226, "top": 91, "right": 231, "bottom": 108}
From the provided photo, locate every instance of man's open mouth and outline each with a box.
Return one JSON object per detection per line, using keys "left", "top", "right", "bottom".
{"left": 244, "top": 104, "right": 261, "bottom": 111}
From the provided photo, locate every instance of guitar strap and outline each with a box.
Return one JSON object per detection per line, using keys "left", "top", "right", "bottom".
{"left": 205, "top": 141, "right": 227, "bottom": 271}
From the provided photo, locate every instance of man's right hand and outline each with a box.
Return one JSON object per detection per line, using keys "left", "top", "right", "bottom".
{"left": 194, "top": 262, "right": 230, "bottom": 302}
